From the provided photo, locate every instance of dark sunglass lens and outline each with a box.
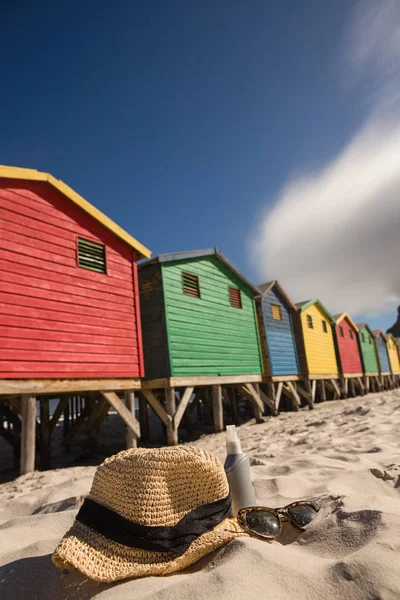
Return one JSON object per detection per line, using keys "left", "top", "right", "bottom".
{"left": 288, "top": 505, "right": 318, "bottom": 527}
{"left": 245, "top": 510, "right": 280, "bottom": 537}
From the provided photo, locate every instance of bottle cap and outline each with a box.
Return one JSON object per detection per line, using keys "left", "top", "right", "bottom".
{"left": 226, "top": 425, "right": 242, "bottom": 454}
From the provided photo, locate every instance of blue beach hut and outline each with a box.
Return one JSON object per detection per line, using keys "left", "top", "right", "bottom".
{"left": 255, "top": 281, "right": 306, "bottom": 413}
{"left": 256, "top": 281, "right": 300, "bottom": 378}
{"left": 373, "top": 330, "right": 391, "bottom": 374}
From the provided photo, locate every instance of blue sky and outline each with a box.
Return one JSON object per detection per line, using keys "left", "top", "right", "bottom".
{"left": 1, "top": 1, "right": 398, "bottom": 332}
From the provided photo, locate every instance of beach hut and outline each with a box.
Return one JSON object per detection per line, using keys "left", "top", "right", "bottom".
{"left": 386, "top": 333, "right": 400, "bottom": 385}
{"left": 138, "top": 248, "right": 265, "bottom": 443}
{"left": 372, "top": 330, "right": 392, "bottom": 389}
{"left": 293, "top": 299, "right": 340, "bottom": 405}
{"left": 0, "top": 165, "right": 151, "bottom": 473}
{"left": 333, "top": 314, "right": 365, "bottom": 397}
{"left": 255, "top": 281, "right": 303, "bottom": 413}
{"left": 356, "top": 323, "right": 381, "bottom": 392}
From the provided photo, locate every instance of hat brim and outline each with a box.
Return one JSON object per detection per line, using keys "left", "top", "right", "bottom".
{"left": 52, "top": 517, "right": 247, "bottom": 582}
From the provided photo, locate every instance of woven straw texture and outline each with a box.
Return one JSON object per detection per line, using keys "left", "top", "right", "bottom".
{"left": 52, "top": 446, "right": 247, "bottom": 582}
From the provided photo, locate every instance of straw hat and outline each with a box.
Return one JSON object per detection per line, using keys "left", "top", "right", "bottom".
{"left": 52, "top": 446, "right": 247, "bottom": 582}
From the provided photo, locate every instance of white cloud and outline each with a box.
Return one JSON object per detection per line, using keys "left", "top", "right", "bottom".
{"left": 250, "top": 0, "right": 400, "bottom": 318}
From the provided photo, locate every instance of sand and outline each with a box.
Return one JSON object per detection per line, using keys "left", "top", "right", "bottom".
{"left": 0, "top": 390, "right": 399, "bottom": 599}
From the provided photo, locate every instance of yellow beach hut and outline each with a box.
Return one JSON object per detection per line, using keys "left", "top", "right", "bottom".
{"left": 293, "top": 299, "right": 340, "bottom": 404}
{"left": 386, "top": 333, "right": 400, "bottom": 381}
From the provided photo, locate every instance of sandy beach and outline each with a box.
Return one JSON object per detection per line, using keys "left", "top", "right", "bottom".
{"left": 1, "top": 390, "right": 399, "bottom": 600}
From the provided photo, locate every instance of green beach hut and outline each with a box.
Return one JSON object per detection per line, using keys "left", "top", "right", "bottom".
{"left": 356, "top": 323, "right": 381, "bottom": 392}
{"left": 138, "top": 249, "right": 265, "bottom": 443}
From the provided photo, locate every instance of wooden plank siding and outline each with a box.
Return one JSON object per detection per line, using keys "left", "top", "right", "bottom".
{"left": 0, "top": 179, "right": 142, "bottom": 379}
{"left": 296, "top": 303, "right": 338, "bottom": 376}
{"left": 386, "top": 334, "right": 400, "bottom": 373}
{"left": 374, "top": 331, "right": 391, "bottom": 374}
{"left": 161, "top": 256, "right": 263, "bottom": 377}
{"left": 357, "top": 325, "right": 379, "bottom": 374}
{"left": 138, "top": 262, "right": 171, "bottom": 380}
{"left": 257, "top": 287, "right": 299, "bottom": 377}
{"left": 334, "top": 316, "right": 363, "bottom": 375}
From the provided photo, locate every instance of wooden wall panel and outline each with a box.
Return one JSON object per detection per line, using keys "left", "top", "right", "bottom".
{"left": 334, "top": 317, "right": 363, "bottom": 375}
{"left": 357, "top": 326, "right": 379, "bottom": 374}
{"left": 162, "top": 256, "right": 263, "bottom": 377}
{"left": 300, "top": 304, "right": 338, "bottom": 376}
{"left": 260, "top": 287, "right": 300, "bottom": 377}
{"left": 0, "top": 180, "right": 141, "bottom": 379}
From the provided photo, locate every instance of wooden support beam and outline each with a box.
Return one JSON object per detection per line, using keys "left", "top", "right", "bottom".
{"left": 39, "top": 397, "right": 51, "bottom": 470}
{"left": 319, "top": 379, "right": 326, "bottom": 402}
{"left": 174, "top": 386, "right": 194, "bottom": 429}
{"left": 302, "top": 379, "right": 314, "bottom": 409}
{"left": 286, "top": 382, "right": 301, "bottom": 411}
{"left": 349, "top": 378, "right": 356, "bottom": 397}
{"left": 0, "top": 378, "right": 141, "bottom": 397}
{"left": 165, "top": 387, "right": 178, "bottom": 445}
{"left": 141, "top": 390, "right": 171, "bottom": 426}
{"left": 211, "top": 385, "right": 224, "bottom": 433}
{"left": 356, "top": 377, "right": 365, "bottom": 395}
{"left": 124, "top": 391, "right": 137, "bottom": 448}
{"left": 275, "top": 382, "right": 284, "bottom": 409}
{"left": 266, "top": 382, "right": 277, "bottom": 414}
{"left": 20, "top": 395, "right": 37, "bottom": 475}
{"left": 100, "top": 391, "right": 140, "bottom": 439}
{"left": 259, "top": 387, "right": 277, "bottom": 415}
{"left": 311, "top": 379, "right": 317, "bottom": 401}
{"left": 237, "top": 384, "right": 263, "bottom": 423}
{"left": 330, "top": 379, "right": 341, "bottom": 398}
{"left": 49, "top": 396, "right": 70, "bottom": 436}
{"left": 141, "top": 375, "right": 262, "bottom": 390}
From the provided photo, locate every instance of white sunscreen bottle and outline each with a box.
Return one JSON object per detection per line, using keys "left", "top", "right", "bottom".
{"left": 224, "top": 425, "right": 256, "bottom": 516}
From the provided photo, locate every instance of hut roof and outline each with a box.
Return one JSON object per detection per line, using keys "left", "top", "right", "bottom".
{"left": 256, "top": 280, "right": 297, "bottom": 311}
{"left": 333, "top": 312, "right": 359, "bottom": 332}
{"left": 140, "top": 248, "right": 260, "bottom": 295}
{"left": 0, "top": 165, "right": 151, "bottom": 259}
{"left": 372, "top": 329, "right": 387, "bottom": 341}
{"left": 356, "top": 323, "right": 375, "bottom": 337}
{"left": 295, "top": 298, "right": 335, "bottom": 324}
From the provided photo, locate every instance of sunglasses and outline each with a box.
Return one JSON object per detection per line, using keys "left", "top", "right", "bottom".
{"left": 237, "top": 501, "right": 320, "bottom": 540}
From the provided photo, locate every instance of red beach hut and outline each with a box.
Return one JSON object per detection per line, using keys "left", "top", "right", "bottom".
{"left": 333, "top": 313, "right": 364, "bottom": 396}
{"left": 0, "top": 166, "right": 151, "bottom": 473}
{"left": 0, "top": 166, "right": 151, "bottom": 382}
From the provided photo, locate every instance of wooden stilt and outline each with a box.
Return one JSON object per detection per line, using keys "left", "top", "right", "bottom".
{"left": 165, "top": 387, "right": 178, "bottom": 445}
{"left": 311, "top": 379, "right": 316, "bottom": 401}
{"left": 319, "top": 379, "right": 326, "bottom": 402}
{"left": 174, "top": 387, "right": 194, "bottom": 430}
{"left": 39, "top": 397, "right": 51, "bottom": 470}
{"left": 236, "top": 384, "right": 263, "bottom": 423}
{"left": 259, "top": 387, "right": 277, "bottom": 415}
{"left": 100, "top": 391, "right": 140, "bottom": 443}
{"left": 20, "top": 395, "right": 36, "bottom": 475}
{"left": 275, "top": 382, "right": 284, "bottom": 410}
{"left": 124, "top": 391, "right": 137, "bottom": 448}
{"left": 349, "top": 378, "right": 356, "bottom": 397}
{"left": 303, "top": 379, "right": 314, "bottom": 409}
{"left": 212, "top": 384, "right": 224, "bottom": 433}
{"left": 266, "top": 382, "right": 277, "bottom": 414}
